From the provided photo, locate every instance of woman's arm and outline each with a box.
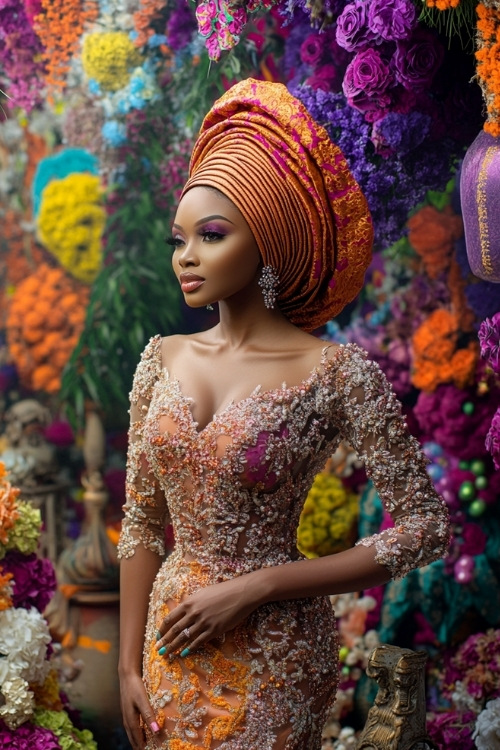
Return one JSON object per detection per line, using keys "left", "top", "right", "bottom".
{"left": 118, "top": 336, "right": 168, "bottom": 748}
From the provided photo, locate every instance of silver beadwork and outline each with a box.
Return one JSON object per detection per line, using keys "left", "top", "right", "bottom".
{"left": 258, "top": 266, "right": 279, "bottom": 309}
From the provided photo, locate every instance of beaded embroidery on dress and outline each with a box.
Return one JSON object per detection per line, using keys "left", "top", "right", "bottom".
{"left": 118, "top": 336, "right": 450, "bottom": 750}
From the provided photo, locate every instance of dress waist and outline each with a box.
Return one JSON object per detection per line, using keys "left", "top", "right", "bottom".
{"left": 166, "top": 545, "right": 297, "bottom": 581}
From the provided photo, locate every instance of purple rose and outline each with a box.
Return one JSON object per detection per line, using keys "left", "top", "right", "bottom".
{"left": 393, "top": 28, "right": 444, "bottom": 92}
{"left": 485, "top": 407, "right": 500, "bottom": 470}
{"left": 368, "top": 0, "right": 416, "bottom": 42}
{"left": 336, "top": 1, "right": 376, "bottom": 52}
{"left": 300, "top": 33, "right": 325, "bottom": 66}
{"left": 478, "top": 311, "right": 500, "bottom": 374}
{"left": 343, "top": 48, "right": 394, "bottom": 115}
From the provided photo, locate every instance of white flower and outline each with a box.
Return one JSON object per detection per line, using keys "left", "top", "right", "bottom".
{"left": 0, "top": 607, "right": 51, "bottom": 685}
{"left": 451, "top": 680, "right": 483, "bottom": 714}
{"left": 473, "top": 698, "right": 500, "bottom": 750}
{"left": 0, "top": 676, "right": 34, "bottom": 729}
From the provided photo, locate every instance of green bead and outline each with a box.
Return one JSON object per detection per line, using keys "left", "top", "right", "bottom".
{"left": 470, "top": 459, "right": 486, "bottom": 476}
{"left": 462, "top": 401, "right": 475, "bottom": 415}
{"left": 459, "top": 460, "right": 470, "bottom": 471}
{"left": 458, "top": 481, "right": 476, "bottom": 502}
{"left": 342, "top": 666, "right": 350, "bottom": 676}
{"left": 475, "top": 476, "right": 488, "bottom": 490}
{"left": 469, "top": 499, "right": 486, "bottom": 517}
{"left": 339, "top": 646, "right": 349, "bottom": 662}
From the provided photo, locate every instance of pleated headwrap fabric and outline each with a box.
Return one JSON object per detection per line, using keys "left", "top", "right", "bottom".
{"left": 181, "top": 78, "right": 373, "bottom": 331}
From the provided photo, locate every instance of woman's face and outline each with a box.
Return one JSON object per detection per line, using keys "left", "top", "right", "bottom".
{"left": 169, "top": 186, "right": 261, "bottom": 309}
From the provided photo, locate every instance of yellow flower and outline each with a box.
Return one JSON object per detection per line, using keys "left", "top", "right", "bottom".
{"left": 37, "top": 173, "right": 105, "bottom": 284}
{"left": 82, "top": 31, "right": 143, "bottom": 91}
{"left": 297, "top": 472, "right": 359, "bottom": 558}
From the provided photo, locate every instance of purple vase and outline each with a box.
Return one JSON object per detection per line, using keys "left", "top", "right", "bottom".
{"left": 460, "top": 129, "right": 500, "bottom": 283}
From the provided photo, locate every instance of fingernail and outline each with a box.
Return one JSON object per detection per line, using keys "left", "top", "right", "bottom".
{"left": 158, "top": 646, "right": 167, "bottom": 656}
{"left": 150, "top": 721, "right": 160, "bottom": 733}
{"left": 180, "top": 647, "right": 190, "bottom": 658}
{"left": 156, "top": 630, "right": 161, "bottom": 641}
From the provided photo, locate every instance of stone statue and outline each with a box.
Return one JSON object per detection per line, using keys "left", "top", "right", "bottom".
{"left": 0, "top": 399, "right": 57, "bottom": 485}
{"left": 357, "top": 645, "right": 438, "bottom": 750}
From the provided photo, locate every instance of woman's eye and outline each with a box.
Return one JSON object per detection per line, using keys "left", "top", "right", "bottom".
{"left": 165, "top": 236, "right": 184, "bottom": 248}
{"left": 202, "top": 231, "right": 224, "bottom": 242}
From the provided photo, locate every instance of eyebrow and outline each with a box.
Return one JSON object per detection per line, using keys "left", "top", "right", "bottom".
{"left": 172, "top": 214, "right": 235, "bottom": 230}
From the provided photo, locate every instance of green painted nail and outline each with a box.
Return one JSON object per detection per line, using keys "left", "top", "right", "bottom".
{"left": 180, "top": 648, "right": 190, "bottom": 658}
{"left": 158, "top": 646, "right": 167, "bottom": 656}
{"left": 156, "top": 630, "right": 162, "bottom": 641}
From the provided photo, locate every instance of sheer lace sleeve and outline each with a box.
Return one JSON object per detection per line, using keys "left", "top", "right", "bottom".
{"left": 331, "top": 344, "right": 451, "bottom": 580}
{"left": 117, "top": 335, "right": 169, "bottom": 560}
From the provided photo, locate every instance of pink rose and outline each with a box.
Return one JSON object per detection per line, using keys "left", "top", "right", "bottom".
{"left": 336, "top": 0, "right": 376, "bottom": 52}
{"left": 300, "top": 34, "right": 325, "bottom": 66}
{"left": 196, "top": 1, "right": 217, "bottom": 37}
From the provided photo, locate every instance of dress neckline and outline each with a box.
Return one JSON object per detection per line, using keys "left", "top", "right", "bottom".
{"left": 159, "top": 343, "right": 344, "bottom": 435}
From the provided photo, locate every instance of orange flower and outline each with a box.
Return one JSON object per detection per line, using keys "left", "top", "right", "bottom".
{"left": 476, "top": 4, "right": 500, "bottom": 136}
{"left": 35, "top": 0, "right": 99, "bottom": 101}
{"left": 0, "top": 567, "right": 13, "bottom": 611}
{"left": 6, "top": 263, "right": 90, "bottom": 393}
{"left": 411, "top": 309, "right": 479, "bottom": 392}
{"left": 425, "top": 0, "right": 460, "bottom": 8}
{"left": 0, "top": 468, "right": 20, "bottom": 545}
{"left": 407, "top": 205, "right": 463, "bottom": 279}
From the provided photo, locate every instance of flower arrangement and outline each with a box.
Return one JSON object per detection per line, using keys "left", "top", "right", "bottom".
{"left": 0, "top": 461, "right": 97, "bottom": 746}
{"left": 34, "top": 0, "right": 99, "bottom": 102}
{"left": 427, "top": 627, "right": 500, "bottom": 748}
{"left": 407, "top": 204, "right": 463, "bottom": 279}
{"left": 36, "top": 172, "right": 105, "bottom": 284}
{"left": 0, "top": 0, "right": 47, "bottom": 111}
{"left": 82, "top": 31, "right": 143, "bottom": 92}
{"left": 297, "top": 472, "right": 359, "bottom": 558}
{"left": 475, "top": 2, "right": 500, "bottom": 137}
{"left": 478, "top": 311, "right": 500, "bottom": 469}
{"left": 6, "top": 263, "right": 90, "bottom": 394}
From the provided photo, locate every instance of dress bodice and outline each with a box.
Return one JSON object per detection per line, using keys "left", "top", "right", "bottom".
{"left": 117, "top": 335, "right": 450, "bottom": 581}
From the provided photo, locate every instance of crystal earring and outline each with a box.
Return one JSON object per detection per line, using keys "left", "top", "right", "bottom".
{"left": 206, "top": 304, "right": 214, "bottom": 311}
{"left": 258, "top": 266, "right": 279, "bottom": 309}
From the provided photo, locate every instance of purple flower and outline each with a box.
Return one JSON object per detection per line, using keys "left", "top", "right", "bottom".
{"left": 0, "top": 722, "right": 60, "bottom": 749}
{"left": 427, "top": 710, "right": 476, "bottom": 749}
{"left": 300, "top": 33, "right": 325, "bottom": 65}
{"left": 166, "top": 2, "right": 197, "bottom": 52}
{"left": 1, "top": 551, "right": 57, "bottom": 611}
{"left": 485, "top": 407, "right": 500, "bottom": 470}
{"left": 460, "top": 523, "right": 487, "bottom": 556}
{"left": 478, "top": 312, "right": 500, "bottom": 374}
{"left": 336, "top": 0, "right": 375, "bottom": 52}
{"left": 368, "top": 0, "right": 416, "bottom": 42}
{"left": 371, "top": 111, "right": 431, "bottom": 156}
{"left": 306, "top": 63, "right": 342, "bottom": 92}
{"left": 394, "top": 27, "right": 444, "bottom": 92}
{"left": 343, "top": 47, "right": 394, "bottom": 116}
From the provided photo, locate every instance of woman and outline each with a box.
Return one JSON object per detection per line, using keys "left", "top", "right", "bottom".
{"left": 118, "top": 79, "right": 450, "bottom": 750}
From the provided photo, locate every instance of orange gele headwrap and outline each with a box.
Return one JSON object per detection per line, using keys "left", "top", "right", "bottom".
{"left": 181, "top": 78, "right": 373, "bottom": 331}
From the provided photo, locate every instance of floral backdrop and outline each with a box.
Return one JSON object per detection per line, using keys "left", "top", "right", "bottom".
{"left": 1, "top": 1, "right": 500, "bottom": 748}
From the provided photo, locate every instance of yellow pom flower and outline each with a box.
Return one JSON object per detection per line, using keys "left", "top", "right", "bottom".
{"left": 82, "top": 31, "right": 143, "bottom": 91}
{"left": 297, "top": 473, "right": 359, "bottom": 558}
{"left": 37, "top": 173, "right": 105, "bottom": 284}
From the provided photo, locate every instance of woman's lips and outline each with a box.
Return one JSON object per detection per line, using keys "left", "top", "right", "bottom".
{"left": 180, "top": 274, "right": 205, "bottom": 293}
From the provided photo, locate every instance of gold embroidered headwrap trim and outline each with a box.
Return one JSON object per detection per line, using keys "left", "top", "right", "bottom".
{"left": 181, "top": 78, "right": 373, "bottom": 331}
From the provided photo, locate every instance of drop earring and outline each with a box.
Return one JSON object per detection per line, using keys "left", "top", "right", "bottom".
{"left": 258, "top": 266, "right": 279, "bottom": 309}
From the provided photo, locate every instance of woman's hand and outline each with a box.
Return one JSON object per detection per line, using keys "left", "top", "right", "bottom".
{"left": 120, "top": 671, "right": 163, "bottom": 749}
{"left": 156, "top": 573, "right": 263, "bottom": 657}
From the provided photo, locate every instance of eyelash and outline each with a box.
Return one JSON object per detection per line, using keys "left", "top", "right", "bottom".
{"left": 165, "top": 231, "right": 225, "bottom": 248}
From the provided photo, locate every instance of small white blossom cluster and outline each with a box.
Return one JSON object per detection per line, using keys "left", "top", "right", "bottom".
{"left": 0, "top": 606, "right": 51, "bottom": 729}
{"left": 474, "top": 698, "right": 500, "bottom": 750}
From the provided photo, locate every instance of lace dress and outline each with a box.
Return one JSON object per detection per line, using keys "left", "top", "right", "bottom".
{"left": 117, "top": 336, "right": 450, "bottom": 750}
